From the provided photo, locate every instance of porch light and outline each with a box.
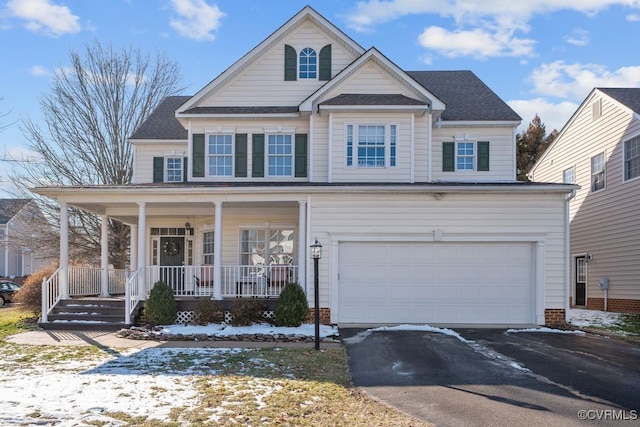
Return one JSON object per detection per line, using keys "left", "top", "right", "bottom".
{"left": 310, "top": 237, "right": 322, "bottom": 350}
{"left": 311, "top": 238, "right": 322, "bottom": 259}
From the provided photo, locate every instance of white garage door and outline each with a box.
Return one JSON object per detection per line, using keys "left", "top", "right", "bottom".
{"left": 338, "top": 242, "right": 534, "bottom": 325}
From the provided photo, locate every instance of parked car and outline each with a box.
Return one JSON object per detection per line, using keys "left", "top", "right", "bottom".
{"left": 0, "top": 281, "right": 21, "bottom": 306}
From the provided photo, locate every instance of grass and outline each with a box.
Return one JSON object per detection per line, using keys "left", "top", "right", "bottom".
{"left": 0, "top": 305, "right": 38, "bottom": 339}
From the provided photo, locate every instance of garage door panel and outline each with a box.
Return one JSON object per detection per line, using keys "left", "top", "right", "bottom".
{"left": 339, "top": 242, "right": 534, "bottom": 324}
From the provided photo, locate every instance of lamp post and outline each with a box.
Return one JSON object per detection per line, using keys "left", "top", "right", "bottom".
{"left": 310, "top": 237, "right": 322, "bottom": 350}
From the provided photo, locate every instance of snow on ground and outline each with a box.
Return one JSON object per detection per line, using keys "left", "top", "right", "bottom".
{"left": 342, "top": 324, "right": 471, "bottom": 344}
{"left": 157, "top": 322, "right": 339, "bottom": 338}
{"left": 568, "top": 308, "right": 623, "bottom": 328}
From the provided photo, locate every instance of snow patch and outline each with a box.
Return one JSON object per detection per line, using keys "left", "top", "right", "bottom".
{"left": 342, "top": 324, "right": 472, "bottom": 344}
{"left": 507, "top": 327, "right": 586, "bottom": 335}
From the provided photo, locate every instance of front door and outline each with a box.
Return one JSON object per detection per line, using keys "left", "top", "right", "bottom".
{"left": 160, "top": 236, "right": 185, "bottom": 290}
{"left": 575, "top": 256, "right": 587, "bottom": 306}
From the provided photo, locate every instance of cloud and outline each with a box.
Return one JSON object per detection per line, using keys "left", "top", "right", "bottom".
{"left": 29, "top": 65, "right": 51, "bottom": 77}
{"left": 529, "top": 61, "right": 640, "bottom": 99}
{"left": 6, "top": 0, "right": 81, "bottom": 36}
{"left": 627, "top": 13, "right": 640, "bottom": 21}
{"left": 418, "top": 26, "right": 535, "bottom": 58}
{"left": 564, "top": 28, "right": 589, "bottom": 46}
{"left": 169, "top": 0, "right": 225, "bottom": 41}
{"left": 508, "top": 98, "right": 579, "bottom": 134}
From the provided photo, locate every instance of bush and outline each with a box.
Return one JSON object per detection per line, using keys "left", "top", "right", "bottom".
{"left": 193, "top": 298, "right": 223, "bottom": 325}
{"left": 230, "top": 299, "right": 267, "bottom": 326}
{"left": 144, "top": 281, "right": 177, "bottom": 326}
{"left": 14, "top": 264, "right": 59, "bottom": 315}
{"left": 274, "top": 282, "right": 309, "bottom": 327}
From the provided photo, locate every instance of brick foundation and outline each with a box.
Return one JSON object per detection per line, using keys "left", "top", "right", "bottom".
{"left": 586, "top": 298, "right": 640, "bottom": 314}
{"left": 308, "top": 308, "right": 331, "bottom": 325}
{"left": 544, "top": 309, "right": 566, "bottom": 327}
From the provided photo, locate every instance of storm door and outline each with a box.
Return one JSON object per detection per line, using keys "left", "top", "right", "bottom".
{"left": 575, "top": 256, "right": 587, "bottom": 306}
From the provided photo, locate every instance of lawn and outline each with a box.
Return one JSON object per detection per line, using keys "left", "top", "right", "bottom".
{"left": 0, "top": 306, "right": 432, "bottom": 427}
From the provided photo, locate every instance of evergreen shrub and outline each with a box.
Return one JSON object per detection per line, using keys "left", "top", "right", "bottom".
{"left": 144, "top": 281, "right": 177, "bottom": 326}
{"left": 274, "top": 282, "right": 309, "bottom": 327}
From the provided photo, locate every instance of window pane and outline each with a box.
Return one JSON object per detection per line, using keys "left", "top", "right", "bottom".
{"left": 625, "top": 136, "right": 640, "bottom": 180}
{"left": 202, "top": 231, "right": 214, "bottom": 265}
{"left": 563, "top": 167, "right": 575, "bottom": 184}
{"left": 166, "top": 157, "right": 182, "bottom": 182}
{"left": 299, "top": 47, "right": 317, "bottom": 79}
{"left": 346, "top": 125, "right": 353, "bottom": 166}
{"left": 269, "top": 229, "right": 295, "bottom": 265}
{"left": 208, "top": 135, "right": 233, "bottom": 176}
{"left": 357, "top": 125, "right": 385, "bottom": 167}
{"left": 456, "top": 142, "right": 474, "bottom": 170}
{"left": 390, "top": 125, "right": 397, "bottom": 167}
{"left": 591, "top": 153, "right": 605, "bottom": 192}
{"left": 241, "top": 229, "right": 266, "bottom": 266}
{"left": 267, "top": 134, "right": 292, "bottom": 176}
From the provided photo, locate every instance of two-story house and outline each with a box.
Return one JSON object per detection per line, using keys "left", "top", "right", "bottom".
{"left": 33, "top": 6, "right": 574, "bottom": 327}
{"left": 530, "top": 88, "right": 640, "bottom": 314}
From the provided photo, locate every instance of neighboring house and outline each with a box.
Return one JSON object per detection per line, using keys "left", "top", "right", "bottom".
{"left": 530, "top": 88, "right": 640, "bottom": 314}
{"left": 0, "top": 198, "right": 52, "bottom": 278}
{"left": 33, "top": 6, "right": 574, "bottom": 327}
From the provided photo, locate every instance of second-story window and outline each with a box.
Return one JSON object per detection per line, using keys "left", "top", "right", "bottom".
{"left": 208, "top": 134, "right": 233, "bottom": 176}
{"left": 456, "top": 142, "right": 475, "bottom": 170}
{"left": 591, "top": 152, "right": 605, "bottom": 192}
{"left": 346, "top": 124, "right": 397, "bottom": 168}
{"left": 268, "top": 134, "right": 293, "bottom": 176}
{"left": 299, "top": 47, "right": 317, "bottom": 79}
{"left": 563, "top": 166, "right": 575, "bottom": 184}
{"left": 166, "top": 157, "right": 183, "bottom": 182}
{"left": 624, "top": 135, "right": 640, "bottom": 181}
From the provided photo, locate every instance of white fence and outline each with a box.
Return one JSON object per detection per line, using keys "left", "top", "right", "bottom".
{"left": 41, "top": 267, "right": 62, "bottom": 323}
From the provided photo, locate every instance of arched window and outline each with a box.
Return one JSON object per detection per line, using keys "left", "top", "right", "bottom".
{"left": 299, "top": 47, "right": 317, "bottom": 79}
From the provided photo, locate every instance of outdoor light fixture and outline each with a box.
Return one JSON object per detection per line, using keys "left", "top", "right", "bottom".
{"left": 185, "top": 217, "right": 191, "bottom": 229}
{"left": 310, "top": 237, "right": 322, "bottom": 350}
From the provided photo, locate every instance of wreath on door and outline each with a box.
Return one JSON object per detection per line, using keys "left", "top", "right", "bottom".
{"left": 163, "top": 240, "right": 180, "bottom": 256}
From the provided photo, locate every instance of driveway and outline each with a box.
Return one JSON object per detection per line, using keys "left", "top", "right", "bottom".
{"left": 341, "top": 327, "right": 640, "bottom": 427}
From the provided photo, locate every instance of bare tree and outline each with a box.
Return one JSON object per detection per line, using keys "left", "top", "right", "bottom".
{"left": 10, "top": 41, "right": 183, "bottom": 268}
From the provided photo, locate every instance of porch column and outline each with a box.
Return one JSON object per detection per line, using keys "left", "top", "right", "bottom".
{"left": 59, "top": 201, "right": 69, "bottom": 299}
{"left": 129, "top": 224, "right": 138, "bottom": 271}
{"left": 100, "top": 215, "right": 109, "bottom": 297}
{"left": 213, "top": 201, "right": 223, "bottom": 300}
{"left": 137, "top": 202, "right": 147, "bottom": 300}
{"left": 297, "top": 200, "right": 307, "bottom": 288}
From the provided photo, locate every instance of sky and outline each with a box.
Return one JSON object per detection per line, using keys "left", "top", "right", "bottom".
{"left": 1, "top": 0, "right": 640, "bottom": 196}
{"left": 2, "top": 309, "right": 611, "bottom": 424}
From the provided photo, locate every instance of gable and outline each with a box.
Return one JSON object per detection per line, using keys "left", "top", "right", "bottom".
{"left": 0, "top": 199, "right": 30, "bottom": 224}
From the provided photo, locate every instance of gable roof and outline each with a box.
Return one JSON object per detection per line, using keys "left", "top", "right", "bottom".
{"left": 0, "top": 199, "right": 30, "bottom": 224}
{"left": 176, "top": 5, "right": 365, "bottom": 115}
{"left": 598, "top": 88, "right": 640, "bottom": 114}
{"left": 407, "top": 71, "right": 521, "bottom": 122}
{"left": 130, "top": 96, "right": 190, "bottom": 140}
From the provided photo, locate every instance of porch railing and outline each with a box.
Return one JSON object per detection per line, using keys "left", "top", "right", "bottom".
{"left": 41, "top": 266, "right": 62, "bottom": 323}
{"left": 66, "top": 266, "right": 129, "bottom": 296}
{"left": 125, "top": 267, "right": 142, "bottom": 325}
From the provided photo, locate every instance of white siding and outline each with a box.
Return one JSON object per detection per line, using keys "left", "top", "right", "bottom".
{"left": 309, "top": 192, "right": 568, "bottom": 319}
{"left": 532, "top": 91, "right": 640, "bottom": 301}
{"left": 201, "top": 20, "right": 359, "bottom": 107}
{"left": 133, "top": 143, "right": 188, "bottom": 184}
{"left": 431, "top": 126, "right": 517, "bottom": 182}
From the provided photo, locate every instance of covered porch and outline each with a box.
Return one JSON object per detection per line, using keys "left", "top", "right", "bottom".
{"left": 35, "top": 188, "right": 312, "bottom": 326}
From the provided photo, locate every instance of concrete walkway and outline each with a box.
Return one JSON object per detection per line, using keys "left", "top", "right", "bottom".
{"left": 5, "top": 329, "right": 342, "bottom": 349}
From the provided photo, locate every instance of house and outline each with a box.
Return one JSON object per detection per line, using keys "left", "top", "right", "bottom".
{"left": 530, "top": 88, "right": 640, "bottom": 314}
{"left": 0, "top": 198, "right": 53, "bottom": 279}
{"left": 32, "top": 6, "right": 574, "bottom": 327}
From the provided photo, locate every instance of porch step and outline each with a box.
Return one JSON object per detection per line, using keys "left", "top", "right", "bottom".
{"left": 40, "top": 298, "right": 134, "bottom": 331}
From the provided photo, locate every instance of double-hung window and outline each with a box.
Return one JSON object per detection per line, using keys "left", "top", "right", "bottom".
{"left": 299, "top": 47, "right": 317, "bottom": 79}
{"left": 268, "top": 134, "right": 293, "bottom": 176}
{"left": 165, "top": 157, "right": 183, "bottom": 182}
{"left": 442, "top": 140, "right": 490, "bottom": 172}
{"left": 591, "top": 152, "right": 605, "bottom": 192}
{"left": 563, "top": 166, "right": 575, "bottom": 184}
{"left": 240, "top": 228, "right": 295, "bottom": 266}
{"left": 346, "top": 124, "right": 397, "bottom": 168}
{"left": 202, "top": 231, "right": 215, "bottom": 265}
{"left": 456, "top": 142, "right": 475, "bottom": 170}
{"left": 624, "top": 135, "right": 640, "bottom": 181}
{"left": 208, "top": 134, "right": 233, "bottom": 177}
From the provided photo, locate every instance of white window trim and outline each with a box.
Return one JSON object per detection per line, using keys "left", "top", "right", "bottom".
{"left": 206, "top": 133, "right": 235, "bottom": 178}
{"left": 165, "top": 156, "right": 183, "bottom": 182}
{"left": 623, "top": 133, "right": 640, "bottom": 183}
{"left": 590, "top": 152, "right": 606, "bottom": 193}
{"left": 299, "top": 47, "right": 318, "bottom": 80}
{"left": 455, "top": 140, "right": 477, "bottom": 172}
{"left": 344, "top": 123, "right": 398, "bottom": 169}
{"left": 266, "top": 133, "right": 294, "bottom": 177}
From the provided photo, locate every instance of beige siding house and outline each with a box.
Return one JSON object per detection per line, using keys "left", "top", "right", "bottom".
{"left": 33, "top": 6, "right": 574, "bottom": 328}
{"left": 530, "top": 88, "right": 640, "bottom": 313}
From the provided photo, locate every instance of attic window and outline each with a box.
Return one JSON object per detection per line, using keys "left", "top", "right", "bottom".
{"left": 299, "top": 48, "right": 317, "bottom": 79}
{"left": 592, "top": 99, "right": 602, "bottom": 120}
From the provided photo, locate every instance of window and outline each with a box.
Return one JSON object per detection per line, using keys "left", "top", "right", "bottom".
{"left": 165, "top": 157, "right": 183, "bottom": 182}
{"left": 299, "top": 47, "right": 317, "bottom": 79}
{"left": 240, "top": 228, "right": 295, "bottom": 266}
{"left": 563, "top": 167, "right": 575, "bottom": 184}
{"left": 346, "top": 124, "right": 397, "bottom": 168}
{"left": 591, "top": 152, "right": 605, "bottom": 192}
{"left": 208, "top": 134, "right": 233, "bottom": 176}
{"left": 202, "top": 231, "right": 214, "bottom": 265}
{"left": 624, "top": 135, "right": 640, "bottom": 181}
{"left": 268, "top": 134, "right": 292, "bottom": 176}
{"left": 456, "top": 142, "right": 475, "bottom": 170}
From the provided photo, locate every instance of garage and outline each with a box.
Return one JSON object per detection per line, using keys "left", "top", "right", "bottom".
{"left": 337, "top": 242, "right": 535, "bottom": 325}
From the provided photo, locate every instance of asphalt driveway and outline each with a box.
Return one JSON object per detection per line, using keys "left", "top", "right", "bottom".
{"left": 341, "top": 327, "right": 640, "bottom": 427}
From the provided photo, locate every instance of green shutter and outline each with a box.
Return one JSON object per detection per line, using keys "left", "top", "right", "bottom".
{"left": 284, "top": 45, "right": 297, "bottom": 81}
{"left": 442, "top": 142, "right": 455, "bottom": 172}
{"left": 295, "top": 134, "right": 308, "bottom": 177}
{"left": 153, "top": 157, "right": 164, "bottom": 183}
{"left": 319, "top": 44, "right": 332, "bottom": 81}
{"left": 183, "top": 156, "right": 188, "bottom": 182}
{"left": 252, "top": 134, "right": 265, "bottom": 177}
{"left": 477, "top": 141, "right": 490, "bottom": 171}
{"left": 235, "top": 134, "right": 248, "bottom": 177}
{"left": 192, "top": 134, "right": 205, "bottom": 177}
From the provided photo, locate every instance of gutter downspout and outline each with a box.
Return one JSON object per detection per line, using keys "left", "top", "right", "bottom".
{"left": 564, "top": 189, "right": 577, "bottom": 322}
